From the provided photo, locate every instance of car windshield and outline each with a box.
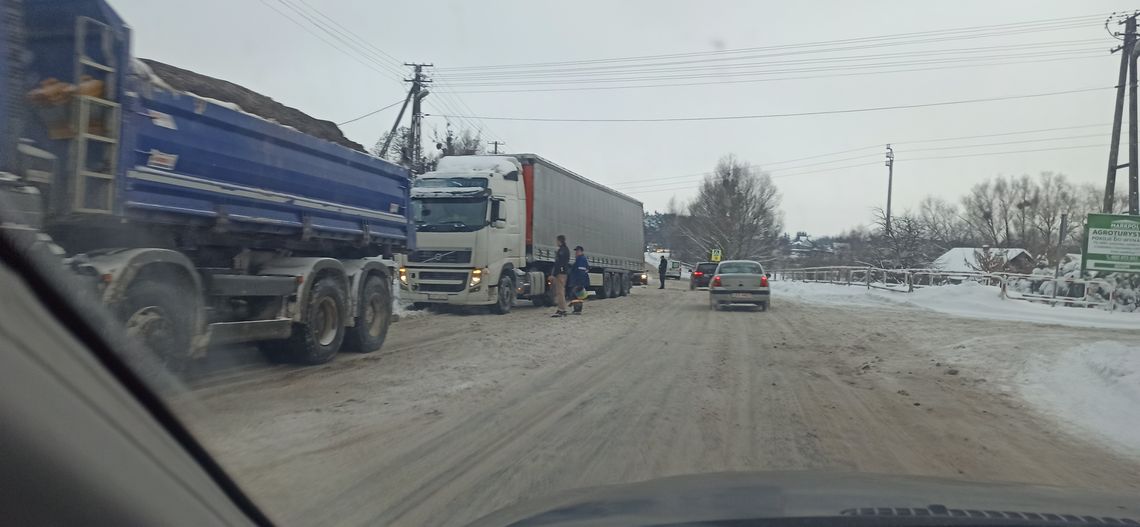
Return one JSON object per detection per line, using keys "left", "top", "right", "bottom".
{"left": 6, "top": 2, "right": 1140, "bottom": 527}
{"left": 717, "top": 262, "right": 763, "bottom": 274}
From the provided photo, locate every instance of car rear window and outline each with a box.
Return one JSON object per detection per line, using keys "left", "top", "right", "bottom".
{"left": 697, "top": 263, "right": 718, "bottom": 273}
{"left": 717, "top": 262, "right": 763, "bottom": 274}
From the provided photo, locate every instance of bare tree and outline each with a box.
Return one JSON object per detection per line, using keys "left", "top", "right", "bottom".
{"left": 917, "top": 196, "right": 970, "bottom": 248}
{"left": 683, "top": 155, "right": 784, "bottom": 262}
{"left": 1033, "top": 172, "right": 1079, "bottom": 264}
{"left": 871, "top": 207, "right": 939, "bottom": 268}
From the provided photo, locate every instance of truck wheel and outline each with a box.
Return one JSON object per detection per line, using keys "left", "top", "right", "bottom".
{"left": 596, "top": 274, "right": 610, "bottom": 299}
{"left": 287, "top": 276, "right": 347, "bottom": 364}
{"left": 623, "top": 274, "right": 632, "bottom": 296}
{"left": 345, "top": 275, "right": 391, "bottom": 353}
{"left": 490, "top": 274, "right": 515, "bottom": 314}
{"left": 119, "top": 280, "right": 193, "bottom": 377}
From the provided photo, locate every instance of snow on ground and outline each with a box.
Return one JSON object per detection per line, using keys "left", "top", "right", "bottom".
{"left": 1017, "top": 341, "right": 1140, "bottom": 457}
{"left": 777, "top": 280, "right": 1140, "bottom": 330}
{"left": 391, "top": 279, "right": 431, "bottom": 320}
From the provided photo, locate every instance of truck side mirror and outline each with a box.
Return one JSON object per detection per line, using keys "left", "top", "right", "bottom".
{"left": 487, "top": 198, "right": 506, "bottom": 221}
{"left": 490, "top": 199, "right": 507, "bottom": 226}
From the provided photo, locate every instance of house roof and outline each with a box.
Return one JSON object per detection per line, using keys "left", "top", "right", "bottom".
{"left": 933, "top": 247, "right": 1030, "bottom": 273}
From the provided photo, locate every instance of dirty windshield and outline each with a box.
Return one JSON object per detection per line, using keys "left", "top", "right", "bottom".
{"left": 413, "top": 198, "right": 488, "bottom": 231}
{"left": 3, "top": 1, "right": 1140, "bottom": 526}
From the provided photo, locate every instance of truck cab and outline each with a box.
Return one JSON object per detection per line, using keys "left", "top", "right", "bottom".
{"left": 400, "top": 156, "right": 527, "bottom": 313}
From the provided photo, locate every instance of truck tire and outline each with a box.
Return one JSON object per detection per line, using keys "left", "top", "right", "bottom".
{"left": 490, "top": 273, "right": 515, "bottom": 314}
{"left": 119, "top": 279, "right": 193, "bottom": 377}
{"left": 620, "top": 274, "right": 630, "bottom": 296}
{"left": 345, "top": 275, "right": 391, "bottom": 353}
{"left": 596, "top": 274, "right": 610, "bottom": 299}
{"left": 287, "top": 275, "right": 347, "bottom": 364}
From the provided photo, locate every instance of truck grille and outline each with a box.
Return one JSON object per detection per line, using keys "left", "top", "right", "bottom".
{"left": 407, "top": 250, "right": 472, "bottom": 264}
{"left": 416, "top": 283, "right": 466, "bottom": 293}
{"left": 418, "top": 271, "right": 468, "bottom": 281}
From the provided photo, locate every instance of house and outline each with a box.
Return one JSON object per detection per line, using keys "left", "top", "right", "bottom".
{"left": 785, "top": 232, "right": 834, "bottom": 260}
{"left": 933, "top": 247, "right": 1034, "bottom": 274}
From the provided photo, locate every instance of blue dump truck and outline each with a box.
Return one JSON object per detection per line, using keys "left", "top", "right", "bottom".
{"left": 0, "top": 0, "right": 413, "bottom": 370}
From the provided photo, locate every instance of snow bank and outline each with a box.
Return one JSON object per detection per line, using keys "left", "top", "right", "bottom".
{"left": 1019, "top": 341, "right": 1140, "bottom": 457}
{"left": 777, "top": 280, "right": 1140, "bottom": 330}
{"left": 391, "top": 278, "right": 431, "bottom": 320}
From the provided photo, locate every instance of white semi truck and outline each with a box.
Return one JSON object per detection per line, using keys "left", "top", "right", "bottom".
{"left": 400, "top": 154, "right": 645, "bottom": 313}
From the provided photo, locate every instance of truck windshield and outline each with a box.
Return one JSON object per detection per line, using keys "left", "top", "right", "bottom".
{"left": 412, "top": 197, "right": 488, "bottom": 232}
{"left": 414, "top": 177, "right": 488, "bottom": 188}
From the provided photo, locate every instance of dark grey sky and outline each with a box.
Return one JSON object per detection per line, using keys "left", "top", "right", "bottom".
{"left": 113, "top": 1, "right": 1137, "bottom": 235}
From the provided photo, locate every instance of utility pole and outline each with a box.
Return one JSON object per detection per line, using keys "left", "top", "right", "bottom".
{"left": 404, "top": 63, "right": 432, "bottom": 174}
{"left": 488, "top": 140, "right": 505, "bottom": 154}
{"left": 1105, "top": 14, "right": 1139, "bottom": 214}
{"left": 1130, "top": 15, "right": 1140, "bottom": 215}
{"left": 378, "top": 89, "right": 413, "bottom": 159}
{"left": 884, "top": 144, "right": 895, "bottom": 236}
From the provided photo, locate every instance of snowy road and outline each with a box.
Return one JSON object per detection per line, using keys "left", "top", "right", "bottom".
{"left": 173, "top": 281, "right": 1140, "bottom": 526}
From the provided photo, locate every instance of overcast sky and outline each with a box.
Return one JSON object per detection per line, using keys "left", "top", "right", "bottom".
{"left": 113, "top": 0, "right": 1137, "bottom": 235}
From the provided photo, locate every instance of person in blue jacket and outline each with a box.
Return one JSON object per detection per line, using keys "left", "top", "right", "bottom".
{"left": 567, "top": 245, "right": 590, "bottom": 314}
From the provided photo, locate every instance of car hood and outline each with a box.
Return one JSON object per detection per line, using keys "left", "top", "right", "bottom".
{"left": 467, "top": 471, "right": 1139, "bottom": 526}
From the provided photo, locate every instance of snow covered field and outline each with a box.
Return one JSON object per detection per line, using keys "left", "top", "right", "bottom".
{"left": 778, "top": 279, "right": 1140, "bottom": 459}
{"left": 1019, "top": 341, "right": 1140, "bottom": 456}
{"left": 776, "top": 280, "right": 1140, "bottom": 330}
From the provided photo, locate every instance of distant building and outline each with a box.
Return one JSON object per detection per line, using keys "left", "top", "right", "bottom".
{"left": 785, "top": 232, "right": 834, "bottom": 260}
{"left": 933, "top": 247, "right": 1033, "bottom": 274}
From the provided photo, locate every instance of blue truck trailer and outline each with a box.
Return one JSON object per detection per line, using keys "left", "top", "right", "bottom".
{"left": 0, "top": 0, "right": 413, "bottom": 369}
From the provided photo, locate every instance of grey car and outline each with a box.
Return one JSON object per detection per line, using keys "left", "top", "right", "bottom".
{"left": 708, "top": 260, "right": 771, "bottom": 311}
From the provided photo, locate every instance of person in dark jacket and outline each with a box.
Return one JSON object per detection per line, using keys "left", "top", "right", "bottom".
{"left": 658, "top": 254, "right": 668, "bottom": 289}
{"left": 567, "top": 246, "right": 590, "bottom": 314}
{"left": 551, "top": 234, "right": 570, "bottom": 317}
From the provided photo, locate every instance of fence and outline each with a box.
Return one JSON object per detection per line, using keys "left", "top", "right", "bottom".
{"left": 774, "top": 266, "right": 1118, "bottom": 309}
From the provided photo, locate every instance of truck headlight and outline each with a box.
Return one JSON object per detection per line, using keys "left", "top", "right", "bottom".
{"left": 469, "top": 268, "right": 483, "bottom": 288}
{"left": 398, "top": 267, "right": 408, "bottom": 285}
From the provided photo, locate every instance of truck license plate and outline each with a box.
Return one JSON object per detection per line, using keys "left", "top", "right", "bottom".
{"left": 429, "top": 294, "right": 447, "bottom": 301}
{"left": 731, "top": 293, "right": 752, "bottom": 300}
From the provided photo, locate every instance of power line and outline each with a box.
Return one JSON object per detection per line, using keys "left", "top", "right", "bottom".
{"left": 263, "top": 1, "right": 509, "bottom": 147}
{"left": 437, "top": 40, "right": 1103, "bottom": 81}
{"left": 293, "top": 0, "right": 405, "bottom": 67}
{"left": 435, "top": 49, "right": 1102, "bottom": 87}
{"left": 432, "top": 55, "right": 1106, "bottom": 94}
{"left": 337, "top": 98, "right": 406, "bottom": 126}
{"left": 274, "top": 0, "right": 406, "bottom": 79}
{"left": 437, "top": 13, "right": 1107, "bottom": 72}
{"left": 256, "top": 0, "right": 403, "bottom": 83}
{"left": 900, "top": 142, "right": 1107, "bottom": 162}
{"left": 626, "top": 144, "right": 1110, "bottom": 196}
{"left": 611, "top": 123, "right": 1116, "bottom": 189}
{"left": 429, "top": 86, "right": 1111, "bottom": 123}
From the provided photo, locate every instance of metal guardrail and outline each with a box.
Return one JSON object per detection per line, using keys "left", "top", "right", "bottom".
{"left": 774, "top": 266, "right": 1118, "bottom": 310}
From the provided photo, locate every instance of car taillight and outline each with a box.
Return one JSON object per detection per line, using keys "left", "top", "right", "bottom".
{"left": 711, "top": 275, "right": 721, "bottom": 287}
{"left": 693, "top": 271, "right": 703, "bottom": 277}
{"left": 760, "top": 275, "right": 769, "bottom": 287}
